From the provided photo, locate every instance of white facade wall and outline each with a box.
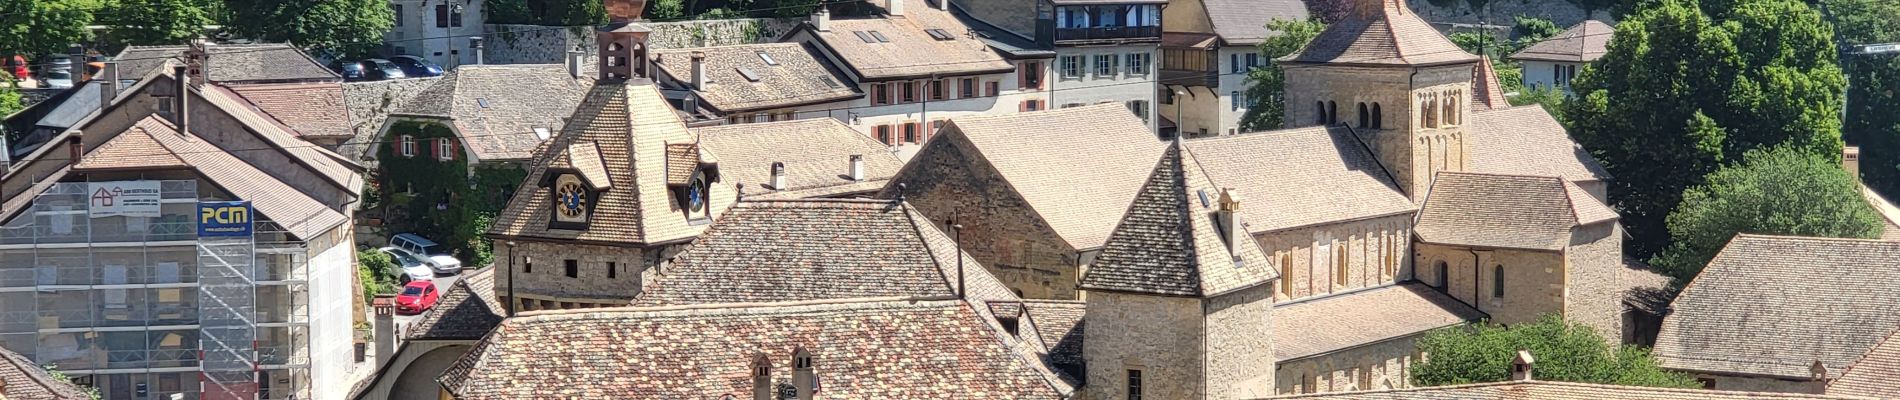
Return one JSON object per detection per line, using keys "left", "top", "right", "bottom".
{"left": 306, "top": 241, "right": 355, "bottom": 400}
{"left": 385, "top": 0, "right": 485, "bottom": 68}
{"left": 1519, "top": 60, "right": 1580, "bottom": 93}
{"left": 1051, "top": 44, "right": 1159, "bottom": 132}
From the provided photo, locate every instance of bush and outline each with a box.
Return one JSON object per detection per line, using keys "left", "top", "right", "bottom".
{"left": 357, "top": 248, "right": 398, "bottom": 303}
{"left": 1414, "top": 315, "right": 1698, "bottom": 388}
{"left": 1652, "top": 146, "right": 1881, "bottom": 283}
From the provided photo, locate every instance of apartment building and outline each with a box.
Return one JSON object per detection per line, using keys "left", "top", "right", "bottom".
{"left": 383, "top": 0, "right": 483, "bottom": 67}
{"left": 1159, "top": 0, "right": 1308, "bottom": 138}
{"left": 953, "top": 0, "right": 1164, "bottom": 133}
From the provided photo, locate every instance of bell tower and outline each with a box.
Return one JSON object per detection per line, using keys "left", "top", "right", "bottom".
{"left": 597, "top": 21, "right": 652, "bottom": 81}
{"left": 1276, "top": 0, "right": 1480, "bottom": 201}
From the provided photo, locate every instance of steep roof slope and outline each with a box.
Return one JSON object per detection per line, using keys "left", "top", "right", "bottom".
{"left": 1184, "top": 126, "right": 1413, "bottom": 233}
{"left": 800, "top": 0, "right": 1013, "bottom": 80}
{"left": 227, "top": 82, "right": 355, "bottom": 140}
{"left": 694, "top": 118, "right": 902, "bottom": 199}
{"left": 1280, "top": 0, "right": 1477, "bottom": 66}
{"left": 1198, "top": 0, "right": 1310, "bottom": 45}
{"left": 1078, "top": 143, "right": 1276, "bottom": 297}
{"left": 1510, "top": 20, "right": 1614, "bottom": 63}
{"left": 115, "top": 43, "right": 339, "bottom": 83}
{"left": 1467, "top": 106, "right": 1610, "bottom": 183}
{"left": 650, "top": 43, "right": 860, "bottom": 113}
{"left": 1415, "top": 172, "right": 1615, "bottom": 251}
{"left": 390, "top": 65, "right": 595, "bottom": 161}
{"left": 1274, "top": 283, "right": 1484, "bottom": 361}
{"left": 0, "top": 345, "right": 91, "bottom": 400}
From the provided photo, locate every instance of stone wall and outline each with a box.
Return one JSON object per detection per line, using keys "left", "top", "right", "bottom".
{"left": 882, "top": 134, "right": 1083, "bottom": 299}
{"left": 1253, "top": 214, "right": 1414, "bottom": 301}
{"left": 493, "top": 240, "right": 649, "bottom": 308}
{"left": 1415, "top": 243, "right": 1564, "bottom": 326}
{"left": 340, "top": 77, "right": 440, "bottom": 161}
{"left": 1692, "top": 372, "right": 1818, "bottom": 394}
{"left": 1204, "top": 285, "right": 1276, "bottom": 399}
{"left": 482, "top": 19, "right": 800, "bottom": 69}
{"left": 1083, "top": 291, "right": 1204, "bottom": 400}
{"left": 1563, "top": 222, "right": 1623, "bottom": 339}
{"left": 1274, "top": 334, "right": 1424, "bottom": 394}
{"left": 1406, "top": 0, "right": 1615, "bottom": 29}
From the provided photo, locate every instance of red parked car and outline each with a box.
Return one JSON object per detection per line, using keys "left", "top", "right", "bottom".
{"left": 395, "top": 280, "right": 439, "bottom": 315}
{"left": 4, "top": 55, "right": 28, "bottom": 80}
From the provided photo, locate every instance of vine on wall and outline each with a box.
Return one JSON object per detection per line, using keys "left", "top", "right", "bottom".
{"left": 374, "top": 120, "right": 527, "bottom": 268}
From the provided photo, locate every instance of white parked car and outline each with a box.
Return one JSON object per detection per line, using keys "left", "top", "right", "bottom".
{"left": 378, "top": 247, "right": 436, "bottom": 283}
{"left": 390, "top": 233, "right": 463, "bottom": 274}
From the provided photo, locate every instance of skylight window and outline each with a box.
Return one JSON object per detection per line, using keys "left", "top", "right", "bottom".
{"left": 736, "top": 67, "right": 761, "bottom": 82}
{"left": 533, "top": 127, "right": 551, "bottom": 140}
{"left": 869, "top": 31, "right": 890, "bottom": 43}
{"left": 819, "top": 76, "right": 840, "bottom": 89}
{"left": 477, "top": 98, "right": 491, "bottom": 108}
{"left": 853, "top": 31, "right": 875, "bottom": 43}
{"left": 757, "top": 51, "right": 778, "bottom": 65}
{"left": 926, "top": 29, "right": 954, "bottom": 41}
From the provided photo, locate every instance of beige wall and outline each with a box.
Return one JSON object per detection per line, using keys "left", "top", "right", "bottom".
{"left": 1283, "top": 63, "right": 1475, "bottom": 200}
{"left": 883, "top": 135, "right": 1083, "bottom": 299}
{"left": 1083, "top": 291, "right": 1205, "bottom": 400}
{"left": 1692, "top": 373, "right": 1819, "bottom": 394}
{"left": 1255, "top": 214, "right": 1413, "bottom": 301}
{"left": 1564, "top": 222, "right": 1623, "bottom": 338}
{"left": 1205, "top": 285, "right": 1276, "bottom": 399}
{"left": 1414, "top": 243, "right": 1563, "bottom": 326}
{"left": 1274, "top": 335, "right": 1425, "bottom": 395}
{"left": 493, "top": 241, "right": 650, "bottom": 308}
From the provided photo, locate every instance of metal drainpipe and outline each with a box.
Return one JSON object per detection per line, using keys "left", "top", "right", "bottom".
{"left": 1469, "top": 247, "right": 1482, "bottom": 310}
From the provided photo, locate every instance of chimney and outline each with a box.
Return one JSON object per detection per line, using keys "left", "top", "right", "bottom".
{"left": 184, "top": 38, "right": 206, "bottom": 87}
{"left": 1215, "top": 188, "right": 1246, "bottom": 254}
{"left": 1845, "top": 146, "right": 1862, "bottom": 183}
{"left": 812, "top": 6, "right": 831, "bottom": 32}
{"left": 1811, "top": 360, "right": 1830, "bottom": 394}
{"left": 690, "top": 51, "right": 707, "bottom": 90}
{"left": 66, "top": 130, "right": 83, "bottom": 161}
{"left": 170, "top": 66, "right": 190, "bottom": 133}
{"left": 771, "top": 162, "right": 787, "bottom": 190}
{"left": 888, "top": 0, "right": 904, "bottom": 16}
{"left": 98, "top": 62, "right": 118, "bottom": 106}
{"left": 1511, "top": 350, "right": 1536, "bottom": 382}
{"left": 566, "top": 50, "right": 583, "bottom": 79}
{"left": 68, "top": 44, "right": 86, "bottom": 81}
{"left": 849, "top": 154, "right": 864, "bottom": 181}
{"left": 373, "top": 294, "right": 398, "bottom": 368}
{"left": 470, "top": 36, "right": 486, "bottom": 65}
{"left": 938, "top": 0, "right": 949, "bottom": 11}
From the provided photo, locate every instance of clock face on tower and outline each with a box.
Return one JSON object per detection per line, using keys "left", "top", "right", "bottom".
{"left": 553, "top": 174, "right": 589, "bottom": 223}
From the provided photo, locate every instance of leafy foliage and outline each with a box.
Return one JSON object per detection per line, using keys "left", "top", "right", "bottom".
{"left": 1512, "top": 16, "right": 1563, "bottom": 44}
{"left": 357, "top": 248, "right": 398, "bottom": 302}
{"left": 41, "top": 365, "right": 102, "bottom": 400}
{"left": 1827, "top": 0, "right": 1900, "bottom": 208}
{"left": 1509, "top": 85, "right": 1564, "bottom": 120}
{"left": 1564, "top": 0, "right": 1845, "bottom": 259}
{"left": 1652, "top": 146, "right": 1881, "bottom": 283}
{"left": 223, "top": 0, "right": 393, "bottom": 58}
{"left": 0, "top": 0, "right": 93, "bottom": 57}
{"left": 1304, "top": 0, "right": 1353, "bottom": 24}
{"left": 0, "top": 85, "right": 23, "bottom": 117}
{"left": 486, "top": 0, "right": 607, "bottom": 26}
{"left": 375, "top": 121, "right": 525, "bottom": 269}
{"left": 1239, "top": 18, "right": 1327, "bottom": 132}
{"left": 649, "top": 0, "right": 688, "bottom": 21}
{"left": 1414, "top": 315, "right": 1699, "bottom": 388}
{"left": 104, "top": 0, "right": 211, "bottom": 47}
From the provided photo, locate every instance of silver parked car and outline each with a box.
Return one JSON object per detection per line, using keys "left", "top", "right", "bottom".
{"left": 378, "top": 247, "right": 436, "bottom": 283}
{"left": 390, "top": 233, "right": 463, "bottom": 274}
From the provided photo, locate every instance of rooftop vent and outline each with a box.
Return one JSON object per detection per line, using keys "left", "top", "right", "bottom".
{"left": 736, "top": 67, "right": 761, "bottom": 82}
{"left": 476, "top": 98, "right": 491, "bottom": 108}
{"left": 757, "top": 51, "right": 778, "bottom": 66}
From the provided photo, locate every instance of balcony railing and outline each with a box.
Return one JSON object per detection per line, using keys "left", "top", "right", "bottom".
{"left": 1056, "top": 26, "right": 1160, "bottom": 42}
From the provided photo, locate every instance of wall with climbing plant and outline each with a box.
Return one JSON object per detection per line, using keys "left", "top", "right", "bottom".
{"left": 373, "top": 119, "right": 527, "bottom": 268}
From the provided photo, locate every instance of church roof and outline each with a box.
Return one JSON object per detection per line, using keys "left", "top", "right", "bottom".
{"left": 1183, "top": 126, "right": 1413, "bottom": 234}
{"left": 1467, "top": 106, "right": 1612, "bottom": 184}
{"left": 1273, "top": 283, "right": 1484, "bottom": 361}
{"left": 1510, "top": 20, "right": 1614, "bottom": 63}
{"left": 1414, "top": 172, "right": 1615, "bottom": 251}
{"left": 1078, "top": 143, "right": 1277, "bottom": 297}
{"left": 1656, "top": 235, "right": 1900, "bottom": 380}
{"left": 1279, "top": 0, "right": 1478, "bottom": 66}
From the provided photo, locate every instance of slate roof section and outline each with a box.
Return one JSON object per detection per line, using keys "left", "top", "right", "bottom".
{"left": 1510, "top": 20, "right": 1614, "bottom": 63}
{"left": 1415, "top": 172, "right": 1616, "bottom": 251}
{"left": 1261, "top": 380, "right": 1877, "bottom": 400}
{"left": 695, "top": 118, "right": 903, "bottom": 199}
{"left": 0, "top": 345, "right": 90, "bottom": 400}
{"left": 1467, "top": 106, "right": 1610, "bottom": 183}
{"left": 651, "top": 43, "right": 861, "bottom": 113}
{"left": 1184, "top": 126, "right": 1413, "bottom": 234}
{"left": 1022, "top": 300, "right": 1086, "bottom": 383}
{"left": 1831, "top": 329, "right": 1900, "bottom": 398}
{"left": 114, "top": 43, "right": 339, "bottom": 83}
{"left": 938, "top": 104, "right": 1169, "bottom": 251}
{"left": 438, "top": 299, "right": 1067, "bottom": 399}
{"left": 1280, "top": 0, "right": 1478, "bottom": 66}
{"left": 227, "top": 82, "right": 355, "bottom": 139}
{"left": 1198, "top": 0, "right": 1311, "bottom": 45}
{"left": 489, "top": 83, "right": 730, "bottom": 246}
{"left": 1273, "top": 283, "right": 1484, "bottom": 361}
{"left": 1079, "top": 143, "right": 1277, "bottom": 297}
{"left": 1655, "top": 235, "right": 1900, "bottom": 380}
{"left": 405, "top": 267, "right": 504, "bottom": 341}
{"left": 800, "top": 0, "right": 1015, "bottom": 80}
{"left": 391, "top": 65, "right": 594, "bottom": 161}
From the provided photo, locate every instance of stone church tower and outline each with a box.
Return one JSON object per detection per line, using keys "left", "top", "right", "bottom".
{"left": 1278, "top": 0, "right": 1481, "bottom": 201}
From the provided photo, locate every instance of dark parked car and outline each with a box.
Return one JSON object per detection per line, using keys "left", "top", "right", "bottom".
{"left": 388, "top": 55, "right": 443, "bottom": 77}
{"left": 330, "top": 60, "right": 367, "bottom": 81}
{"left": 361, "top": 59, "right": 407, "bottom": 81}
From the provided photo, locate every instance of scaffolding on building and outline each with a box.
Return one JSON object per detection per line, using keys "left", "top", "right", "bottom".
{"left": 0, "top": 179, "right": 312, "bottom": 400}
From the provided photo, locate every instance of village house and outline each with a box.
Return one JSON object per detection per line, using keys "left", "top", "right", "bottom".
{"left": 692, "top": 118, "right": 905, "bottom": 199}
{"left": 649, "top": 43, "right": 863, "bottom": 125}
{"left": 952, "top": 0, "right": 1165, "bottom": 132}
{"left": 1508, "top": 20, "right": 1612, "bottom": 93}
{"left": 1159, "top": 0, "right": 1309, "bottom": 137}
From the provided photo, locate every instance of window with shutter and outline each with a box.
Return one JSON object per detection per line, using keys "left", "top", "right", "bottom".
{"left": 986, "top": 81, "right": 999, "bottom": 97}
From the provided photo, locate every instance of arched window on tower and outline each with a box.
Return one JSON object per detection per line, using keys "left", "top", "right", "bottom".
{"left": 1434, "top": 261, "right": 1449, "bottom": 292}
{"left": 1372, "top": 103, "right": 1383, "bottom": 129}
{"left": 1419, "top": 94, "right": 1434, "bottom": 128}
{"left": 1357, "top": 102, "right": 1370, "bottom": 128}
{"left": 1315, "top": 102, "right": 1326, "bottom": 125}
{"left": 1443, "top": 91, "right": 1456, "bottom": 126}
{"left": 1326, "top": 101, "right": 1338, "bottom": 125}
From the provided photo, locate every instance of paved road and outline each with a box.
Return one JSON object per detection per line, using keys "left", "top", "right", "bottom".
{"left": 395, "top": 271, "right": 462, "bottom": 326}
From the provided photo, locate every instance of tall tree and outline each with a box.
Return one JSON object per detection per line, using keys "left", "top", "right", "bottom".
{"left": 1652, "top": 146, "right": 1881, "bottom": 283}
{"left": 1238, "top": 18, "right": 1326, "bottom": 132}
{"left": 1414, "top": 315, "right": 1699, "bottom": 388}
{"left": 1564, "top": 0, "right": 1845, "bottom": 258}
{"left": 105, "top": 0, "right": 211, "bottom": 47}
{"left": 0, "top": 0, "right": 92, "bottom": 57}
{"left": 1826, "top": 0, "right": 1900, "bottom": 204}
{"left": 224, "top": 0, "right": 394, "bottom": 58}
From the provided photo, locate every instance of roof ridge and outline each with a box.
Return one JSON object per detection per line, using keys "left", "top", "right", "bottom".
{"left": 1730, "top": 233, "right": 1900, "bottom": 244}
{"left": 512, "top": 295, "right": 963, "bottom": 321}
{"left": 1189, "top": 125, "right": 1336, "bottom": 142}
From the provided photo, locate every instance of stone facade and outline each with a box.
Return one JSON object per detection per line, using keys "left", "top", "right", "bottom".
{"left": 1411, "top": 222, "right": 1623, "bottom": 335}
{"left": 1204, "top": 285, "right": 1277, "bottom": 399}
{"left": 1051, "top": 44, "right": 1160, "bottom": 132}
{"left": 883, "top": 136, "right": 1085, "bottom": 300}
{"left": 1283, "top": 63, "right": 1474, "bottom": 200}
{"left": 1255, "top": 214, "right": 1414, "bottom": 301}
{"left": 1275, "top": 335, "right": 1424, "bottom": 395}
{"left": 1083, "top": 291, "right": 1205, "bottom": 400}
{"left": 492, "top": 241, "right": 667, "bottom": 309}
{"left": 482, "top": 19, "right": 798, "bottom": 71}
{"left": 339, "top": 77, "right": 440, "bottom": 161}
{"left": 1562, "top": 222, "right": 1624, "bottom": 337}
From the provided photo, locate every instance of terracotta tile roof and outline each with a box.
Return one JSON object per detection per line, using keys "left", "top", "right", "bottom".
{"left": 651, "top": 43, "right": 861, "bottom": 113}
{"left": 665, "top": 143, "right": 702, "bottom": 186}
{"left": 695, "top": 118, "right": 903, "bottom": 200}
{"left": 438, "top": 299, "right": 1068, "bottom": 399}
{"left": 1831, "top": 329, "right": 1900, "bottom": 398}
{"left": 1468, "top": 106, "right": 1611, "bottom": 183}
{"left": 1022, "top": 300, "right": 1086, "bottom": 382}
{"left": 115, "top": 43, "right": 339, "bottom": 83}
{"left": 405, "top": 266, "right": 504, "bottom": 340}
{"left": 1079, "top": 143, "right": 1277, "bottom": 297}
{"left": 1258, "top": 379, "right": 1876, "bottom": 400}
{"left": 804, "top": 0, "right": 1015, "bottom": 80}
{"left": 226, "top": 82, "right": 354, "bottom": 139}
{"left": 392, "top": 65, "right": 595, "bottom": 161}
{"left": 563, "top": 141, "right": 613, "bottom": 190}
{"left": 1184, "top": 126, "right": 1413, "bottom": 234}
{"left": 134, "top": 116, "right": 349, "bottom": 240}
{"left": 1473, "top": 57, "right": 1509, "bottom": 111}
{"left": 72, "top": 125, "right": 187, "bottom": 170}
{"left": 489, "top": 83, "right": 732, "bottom": 246}
{"left": 0, "top": 345, "right": 89, "bottom": 400}
{"left": 1415, "top": 172, "right": 1615, "bottom": 251}
{"left": 1197, "top": 0, "right": 1311, "bottom": 45}
{"left": 1273, "top": 283, "right": 1484, "bottom": 361}
{"left": 1510, "top": 20, "right": 1614, "bottom": 63}
{"left": 1280, "top": 0, "right": 1478, "bottom": 66}
{"left": 937, "top": 104, "right": 1169, "bottom": 251}
{"left": 1655, "top": 235, "right": 1900, "bottom": 380}
{"left": 1858, "top": 185, "right": 1900, "bottom": 240}
{"left": 199, "top": 83, "right": 364, "bottom": 194}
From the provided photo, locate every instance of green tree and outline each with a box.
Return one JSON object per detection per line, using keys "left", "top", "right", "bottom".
{"left": 0, "top": 0, "right": 93, "bottom": 57}
{"left": 1414, "top": 315, "right": 1699, "bottom": 388}
{"left": 1826, "top": 0, "right": 1900, "bottom": 207}
{"left": 357, "top": 248, "right": 398, "bottom": 302}
{"left": 1564, "top": 0, "right": 1846, "bottom": 258}
{"left": 1239, "top": 18, "right": 1327, "bottom": 132}
{"left": 105, "top": 0, "right": 211, "bottom": 47}
{"left": 1652, "top": 146, "right": 1881, "bottom": 283}
{"left": 0, "top": 85, "right": 23, "bottom": 117}
{"left": 648, "top": 0, "right": 686, "bottom": 21}
{"left": 223, "top": 0, "right": 394, "bottom": 58}
{"left": 1510, "top": 85, "right": 1565, "bottom": 121}
{"left": 1512, "top": 16, "right": 1563, "bottom": 44}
